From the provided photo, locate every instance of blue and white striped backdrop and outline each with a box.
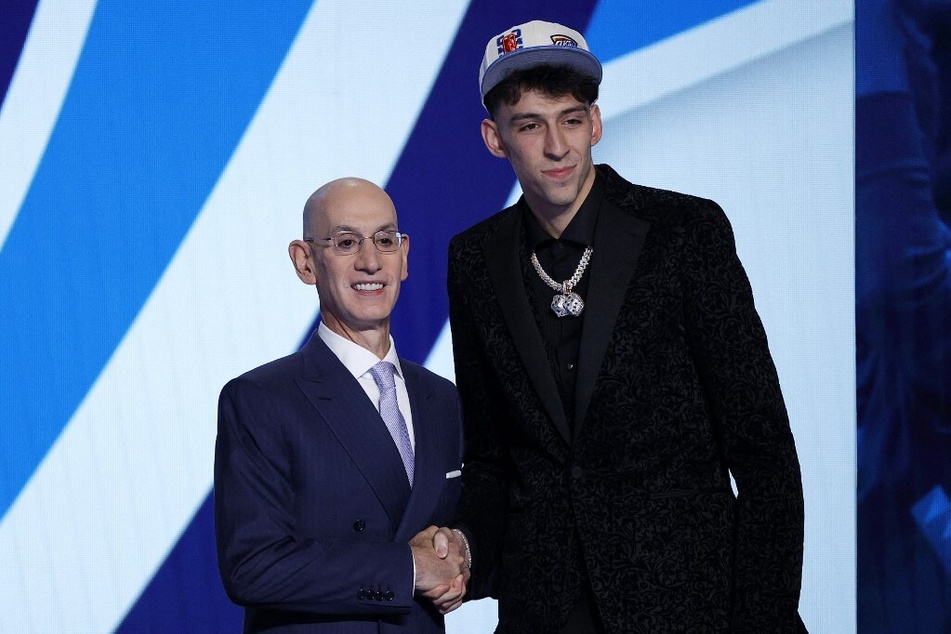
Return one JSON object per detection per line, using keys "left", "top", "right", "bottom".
{"left": 1, "top": 1, "right": 854, "bottom": 631}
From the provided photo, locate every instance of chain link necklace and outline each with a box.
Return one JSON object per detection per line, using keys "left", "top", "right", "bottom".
{"left": 530, "top": 246, "right": 593, "bottom": 317}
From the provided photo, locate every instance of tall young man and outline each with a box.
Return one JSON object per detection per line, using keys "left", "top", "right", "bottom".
{"left": 442, "top": 20, "right": 805, "bottom": 633}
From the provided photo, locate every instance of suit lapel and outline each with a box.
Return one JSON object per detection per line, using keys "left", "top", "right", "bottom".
{"left": 394, "top": 362, "right": 443, "bottom": 542}
{"left": 574, "top": 198, "right": 649, "bottom": 427}
{"left": 295, "top": 336, "right": 411, "bottom": 528}
{"left": 484, "top": 209, "right": 572, "bottom": 443}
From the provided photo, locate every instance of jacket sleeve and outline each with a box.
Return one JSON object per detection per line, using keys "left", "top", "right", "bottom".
{"left": 213, "top": 376, "right": 416, "bottom": 616}
{"left": 680, "top": 200, "right": 805, "bottom": 631}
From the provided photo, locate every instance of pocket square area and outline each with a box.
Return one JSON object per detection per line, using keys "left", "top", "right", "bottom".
{"left": 446, "top": 470, "right": 462, "bottom": 479}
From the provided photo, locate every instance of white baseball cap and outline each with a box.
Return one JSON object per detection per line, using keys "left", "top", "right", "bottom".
{"left": 479, "top": 20, "right": 602, "bottom": 100}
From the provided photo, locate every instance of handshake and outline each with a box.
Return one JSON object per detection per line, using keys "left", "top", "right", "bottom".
{"left": 410, "top": 526, "right": 471, "bottom": 614}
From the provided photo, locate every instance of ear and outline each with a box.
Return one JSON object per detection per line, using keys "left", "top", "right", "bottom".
{"left": 288, "top": 240, "right": 317, "bottom": 285}
{"left": 399, "top": 233, "right": 410, "bottom": 282}
{"left": 590, "top": 103, "right": 603, "bottom": 147}
{"left": 481, "top": 118, "right": 508, "bottom": 158}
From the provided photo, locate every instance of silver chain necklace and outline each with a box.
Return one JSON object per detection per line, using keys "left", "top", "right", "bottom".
{"left": 530, "top": 246, "right": 593, "bottom": 317}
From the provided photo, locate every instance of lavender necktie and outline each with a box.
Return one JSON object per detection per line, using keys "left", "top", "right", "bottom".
{"left": 369, "top": 361, "right": 414, "bottom": 486}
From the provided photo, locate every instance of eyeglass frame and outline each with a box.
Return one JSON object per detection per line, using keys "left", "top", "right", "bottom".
{"left": 303, "top": 229, "right": 407, "bottom": 255}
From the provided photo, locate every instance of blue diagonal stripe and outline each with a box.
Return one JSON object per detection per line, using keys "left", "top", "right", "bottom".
{"left": 0, "top": 0, "right": 39, "bottom": 109}
{"left": 587, "top": 0, "right": 763, "bottom": 63}
{"left": 0, "top": 0, "right": 313, "bottom": 518}
{"left": 117, "top": 493, "right": 243, "bottom": 632}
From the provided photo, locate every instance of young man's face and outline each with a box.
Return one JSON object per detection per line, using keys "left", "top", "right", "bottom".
{"left": 482, "top": 89, "right": 602, "bottom": 224}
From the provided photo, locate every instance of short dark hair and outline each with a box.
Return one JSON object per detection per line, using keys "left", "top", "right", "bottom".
{"left": 483, "top": 64, "right": 600, "bottom": 119}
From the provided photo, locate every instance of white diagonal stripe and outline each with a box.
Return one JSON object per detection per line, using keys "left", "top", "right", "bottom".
{"left": 599, "top": 0, "right": 852, "bottom": 120}
{"left": 0, "top": 0, "right": 98, "bottom": 252}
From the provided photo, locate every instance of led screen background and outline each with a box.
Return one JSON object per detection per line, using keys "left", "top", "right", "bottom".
{"left": 0, "top": 1, "right": 855, "bottom": 631}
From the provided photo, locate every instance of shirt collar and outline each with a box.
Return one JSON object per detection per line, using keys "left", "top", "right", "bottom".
{"left": 317, "top": 321, "right": 402, "bottom": 380}
{"left": 523, "top": 167, "right": 604, "bottom": 250}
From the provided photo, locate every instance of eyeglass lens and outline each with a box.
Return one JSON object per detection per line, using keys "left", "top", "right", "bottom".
{"left": 334, "top": 231, "right": 400, "bottom": 253}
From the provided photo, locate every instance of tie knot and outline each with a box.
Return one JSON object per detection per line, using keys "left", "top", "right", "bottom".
{"left": 369, "top": 361, "right": 397, "bottom": 391}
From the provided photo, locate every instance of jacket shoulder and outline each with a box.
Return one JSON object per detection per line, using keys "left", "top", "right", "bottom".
{"left": 598, "top": 163, "right": 721, "bottom": 221}
{"left": 450, "top": 204, "right": 518, "bottom": 248}
{"left": 221, "top": 349, "right": 306, "bottom": 398}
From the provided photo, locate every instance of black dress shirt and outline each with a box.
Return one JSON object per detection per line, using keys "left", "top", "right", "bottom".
{"left": 522, "top": 170, "right": 604, "bottom": 431}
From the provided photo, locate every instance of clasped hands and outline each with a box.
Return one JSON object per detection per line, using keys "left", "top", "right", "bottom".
{"left": 410, "top": 526, "right": 469, "bottom": 614}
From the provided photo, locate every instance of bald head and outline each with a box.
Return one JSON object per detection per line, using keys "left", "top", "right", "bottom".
{"left": 303, "top": 177, "right": 396, "bottom": 238}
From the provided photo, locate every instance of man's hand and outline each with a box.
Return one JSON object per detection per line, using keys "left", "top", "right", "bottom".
{"left": 410, "top": 526, "right": 467, "bottom": 613}
{"left": 430, "top": 526, "right": 471, "bottom": 614}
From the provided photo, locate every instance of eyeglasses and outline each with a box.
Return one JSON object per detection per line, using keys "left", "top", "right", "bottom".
{"left": 304, "top": 230, "right": 406, "bottom": 255}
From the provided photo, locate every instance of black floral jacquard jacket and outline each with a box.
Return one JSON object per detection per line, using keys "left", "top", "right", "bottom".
{"left": 448, "top": 164, "right": 805, "bottom": 633}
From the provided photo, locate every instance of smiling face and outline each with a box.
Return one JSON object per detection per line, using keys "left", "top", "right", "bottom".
{"left": 482, "top": 89, "right": 602, "bottom": 235}
{"left": 289, "top": 178, "right": 408, "bottom": 352}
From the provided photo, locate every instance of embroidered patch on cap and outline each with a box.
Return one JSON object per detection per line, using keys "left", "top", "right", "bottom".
{"left": 550, "top": 34, "right": 579, "bottom": 47}
{"left": 497, "top": 29, "right": 523, "bottom": 56}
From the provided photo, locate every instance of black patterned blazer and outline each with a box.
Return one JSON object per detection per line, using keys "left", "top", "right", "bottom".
{"left": 447, "top": 164, "right": 805, "bottom": 633}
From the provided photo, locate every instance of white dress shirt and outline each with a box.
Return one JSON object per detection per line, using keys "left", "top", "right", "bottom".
{"left": 317, "top": 322, "right": 416, "bottom": 449}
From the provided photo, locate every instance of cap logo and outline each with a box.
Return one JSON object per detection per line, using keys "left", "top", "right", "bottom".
{"left": 549, "top": 34, "right": 579, "bottom": 47}
{"left": 496, "top": 28, "right": 523, "bottom": 56}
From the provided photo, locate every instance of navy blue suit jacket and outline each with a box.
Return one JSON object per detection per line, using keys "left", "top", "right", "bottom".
{"left": 214, "top": 332, "right": 463, "bottom": 632}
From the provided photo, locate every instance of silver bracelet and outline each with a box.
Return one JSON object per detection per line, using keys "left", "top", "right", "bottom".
{"left": 451, "top": 528, "right": 472, "bottom": 570}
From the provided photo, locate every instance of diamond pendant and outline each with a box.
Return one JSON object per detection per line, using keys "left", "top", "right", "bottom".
{"left": 551, "top": 291, "right": 585, "bottom": 317}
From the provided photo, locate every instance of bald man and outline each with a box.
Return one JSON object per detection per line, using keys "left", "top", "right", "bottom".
{"left": 214, "top": 178, "right": 466, "bottom": 633}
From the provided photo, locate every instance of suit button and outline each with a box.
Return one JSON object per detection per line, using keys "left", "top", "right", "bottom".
{"left": 357, "top": 588, "right": 367, "bottom": 600}
{"left": 384, "top": 590, "right": 394, "bottom": 601}
{"left": 571, "top": 466, "right": 583, "bottom": 479}
{"left": 353, "top": 519, "right": 366, "bottom": 531}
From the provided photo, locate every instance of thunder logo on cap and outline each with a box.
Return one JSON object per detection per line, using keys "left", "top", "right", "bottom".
{"left": 550, "top": 34, "right": 579, "bottom": 47}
